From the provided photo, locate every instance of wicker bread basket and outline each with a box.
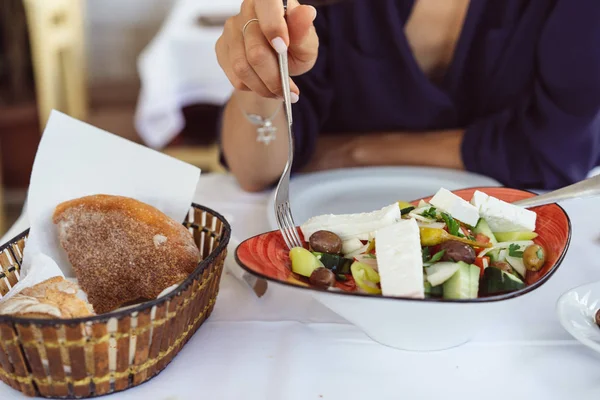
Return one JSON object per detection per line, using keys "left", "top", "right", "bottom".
{"left": 0, "top": 203, "right": 231, "bottom": 398}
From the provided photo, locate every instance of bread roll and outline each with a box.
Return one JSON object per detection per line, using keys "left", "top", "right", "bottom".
{"left": 53, "top": 195, "right": 200, "bottom": 314}
{"left": 0, "top": 276, "right": 94, "bottom": 319}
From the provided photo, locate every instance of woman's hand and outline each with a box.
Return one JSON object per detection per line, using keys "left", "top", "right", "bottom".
{"left": 216, "top": 0, "right": 319, "bottom": 103}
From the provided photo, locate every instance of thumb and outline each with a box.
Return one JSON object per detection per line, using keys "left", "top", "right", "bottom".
{"left": 286, "top": 4, "right": 318, "bottom": 69}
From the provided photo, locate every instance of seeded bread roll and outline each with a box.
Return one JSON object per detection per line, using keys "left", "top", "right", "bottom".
{"left": 53, "top": 195, "right": 200, "bottom": 314}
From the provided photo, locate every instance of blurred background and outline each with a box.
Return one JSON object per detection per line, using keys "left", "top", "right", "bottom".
{"left": 0, "top": 0, "right": 237, "bottom": 235}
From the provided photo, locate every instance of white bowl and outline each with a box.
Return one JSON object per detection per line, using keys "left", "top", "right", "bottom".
{"left": 237, "top": 187, "right": 572, "bottom": 351}
{"left": 311, "top": 290, "right": 502, "bottom": 351}
{"left": 557, "top": 281, "right": 600, "bottom": 353}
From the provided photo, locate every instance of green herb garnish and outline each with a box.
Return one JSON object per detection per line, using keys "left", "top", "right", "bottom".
{"left": 420, "top": 207, "right": 437, "bottom": 219}
{"left": 441, "top": 213, "right": 460, "bottom": 237}
{"left": 364, "top": 253, "right": 376, "bottom": 259}
{"left": 429, "top": 250, "right": 446, "bottom": 263}
{"left": 508, "top": 243, "right": 524, "bottom": 258}
{"left": 537, "top": 248, "right": 544, "bottom": 260}
{"left": 336, "top": 274, "right": 347, "bottom": 282}
{"left": 422, "top": 247, "right": 431, "bottom": 263}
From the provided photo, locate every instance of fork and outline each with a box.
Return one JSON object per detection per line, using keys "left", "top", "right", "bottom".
{"left": 513, "top": 173, "right": 600, "bottom": 208}
{"left": 273, "top": 0, "right": 303, "bottom": 250}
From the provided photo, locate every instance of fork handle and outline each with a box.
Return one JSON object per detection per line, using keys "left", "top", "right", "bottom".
{"left": 278, "top": 53, "right": 293, "bottom": 128}
{"left": 279, "top": 1, "right": 292, "bottom": 128}
{"left": 513, "top": 174, "right": 600, "bottom": 208}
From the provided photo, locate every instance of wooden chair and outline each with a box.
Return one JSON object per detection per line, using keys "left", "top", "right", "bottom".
{"left": 22, "top": 0, "right": 88, "bottom": 131}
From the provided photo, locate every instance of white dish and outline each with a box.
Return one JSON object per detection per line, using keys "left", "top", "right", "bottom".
{"left": 239, "top": 183, "right": 573, "bottom": 352}
{"left": 266, "top": 167, "right": 500, "bottom": 230}
{"left": 557, "top": 281, "right": 600, "bottom": 353}
{"left": 310, "top": 289, "right": 505, "bottom": 351}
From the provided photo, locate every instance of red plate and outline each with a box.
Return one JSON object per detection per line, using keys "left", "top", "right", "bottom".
{"left": 235, "top": 187, "right": 571, "bottom": 302}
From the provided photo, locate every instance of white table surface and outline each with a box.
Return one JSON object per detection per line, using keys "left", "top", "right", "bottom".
{"left": 2, "top": 173, "right": 600, "bottom": 400}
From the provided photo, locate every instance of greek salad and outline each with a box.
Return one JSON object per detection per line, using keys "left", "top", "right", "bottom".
{"left": 289, "top": 188, "right": 546, "bottom": 299}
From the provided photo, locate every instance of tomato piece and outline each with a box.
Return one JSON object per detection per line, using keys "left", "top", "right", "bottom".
{"left": 474, "top": 234, "right": 491, "bottom": 256}
{"left": 475, "top": 233, "right": 491, "bottom": 244}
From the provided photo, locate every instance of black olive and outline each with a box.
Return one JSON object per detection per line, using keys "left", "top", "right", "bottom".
{"left": 309, "top": 230, "right": 343, "bottom": 254}
{"left": 309, "top": 267, "right": 336, "bottom": 289}
{"left": 439, "top": 240, "right": 476, "bottom": 264}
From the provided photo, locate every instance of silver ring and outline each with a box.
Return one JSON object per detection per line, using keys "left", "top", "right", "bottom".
{"left": 242, "top": 18, "right": 259, "bottom": 37}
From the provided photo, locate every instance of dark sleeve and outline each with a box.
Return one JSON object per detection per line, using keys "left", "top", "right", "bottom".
{"left": 461, "top": 0, "right": 600, "bottom": 189}
{"left": 289, "top": 9, "right": 334, "bottom": 173}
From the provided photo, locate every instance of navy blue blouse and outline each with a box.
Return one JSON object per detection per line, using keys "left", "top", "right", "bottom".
{"left": 289, "top": 0, "right": 600, "bottom": 189}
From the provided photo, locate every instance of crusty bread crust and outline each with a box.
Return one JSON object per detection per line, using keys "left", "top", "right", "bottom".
{"left": 53, "top": 195, "right": 200, "bottom": 314}
{"left": 0, "top": 276, "right": 94, "bottom": 319}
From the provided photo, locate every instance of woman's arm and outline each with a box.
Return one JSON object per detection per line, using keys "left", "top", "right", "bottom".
{"left": 216, "top": 0, "right": 319, "bottom": 191}
{"left": 221, "top": 93, "right": 289, "bottom": 192}
{"left": 302, "top": 130, "right": 465, "bottom": 173}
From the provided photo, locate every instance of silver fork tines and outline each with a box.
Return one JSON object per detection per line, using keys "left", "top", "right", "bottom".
{"left": 276, "top": 201, "right": 303, "bottom": 249}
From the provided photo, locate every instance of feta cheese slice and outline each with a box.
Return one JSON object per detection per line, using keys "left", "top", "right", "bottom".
{"left": 429, "top": 188, "right": 479, "bottom": 226}
{"left": 470, "top": 190, "right": 489, "bottom": 209}
{"left": 300, "top": 203, "right": 401, "bottom": 241}
{"left": 475, "top": 193, "right": 536, "bottom": 232}
{"left": 375, "top": 219, "right": 424, "bottom": 299}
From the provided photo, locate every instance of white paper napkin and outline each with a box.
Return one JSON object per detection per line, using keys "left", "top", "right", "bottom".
{"left": 3, "top": 110, "right": 201, "bottom": 300}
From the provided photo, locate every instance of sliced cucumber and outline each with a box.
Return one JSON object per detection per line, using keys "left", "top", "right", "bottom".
{"left": 469, "top": 264, "right": 480, "bottom": 298}
{"left": 505, "top": 255, "right": 526, "bottom": 278}
{"left": 494, "top": 231, "right": 538, "bottom": 242}
{"left": 472, "top": 218, "right": 498, "bottom": 245}
{"left": 424, "top": 281, "right": 444, "bottom": 298}
{"left": 290, "top": 247, "right": 323, "bottom": 277}
{"left": 312, "top": 252, "right": 353, "bottom": 274}
{"left": 424, "top": 280, "right": 431, "bottom": 295}
{"left": 443, "top": 262, "right": 478, "bottom": 300}
{"left": 426, "top": 262, "right": 461, "bottom": 287}
{"left": 481, "top": 266, "right": 525, "bottom": 295}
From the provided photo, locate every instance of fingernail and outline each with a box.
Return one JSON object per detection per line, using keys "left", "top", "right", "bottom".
{"left": 309, "top": 6, "right": 317, "bottom": 21}
{"left": 271, "top": 37, "right": 287, "bottom": 55}
{"left": 290, "top": 92, "right": 299, "bottom": 103}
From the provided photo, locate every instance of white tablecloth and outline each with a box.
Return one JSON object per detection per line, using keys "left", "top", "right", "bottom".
{"left": 135, "top": 0, "right": 238, "bottom": 149}
{"left": 2, "top": 173, "right": 600, "bottom": 399}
